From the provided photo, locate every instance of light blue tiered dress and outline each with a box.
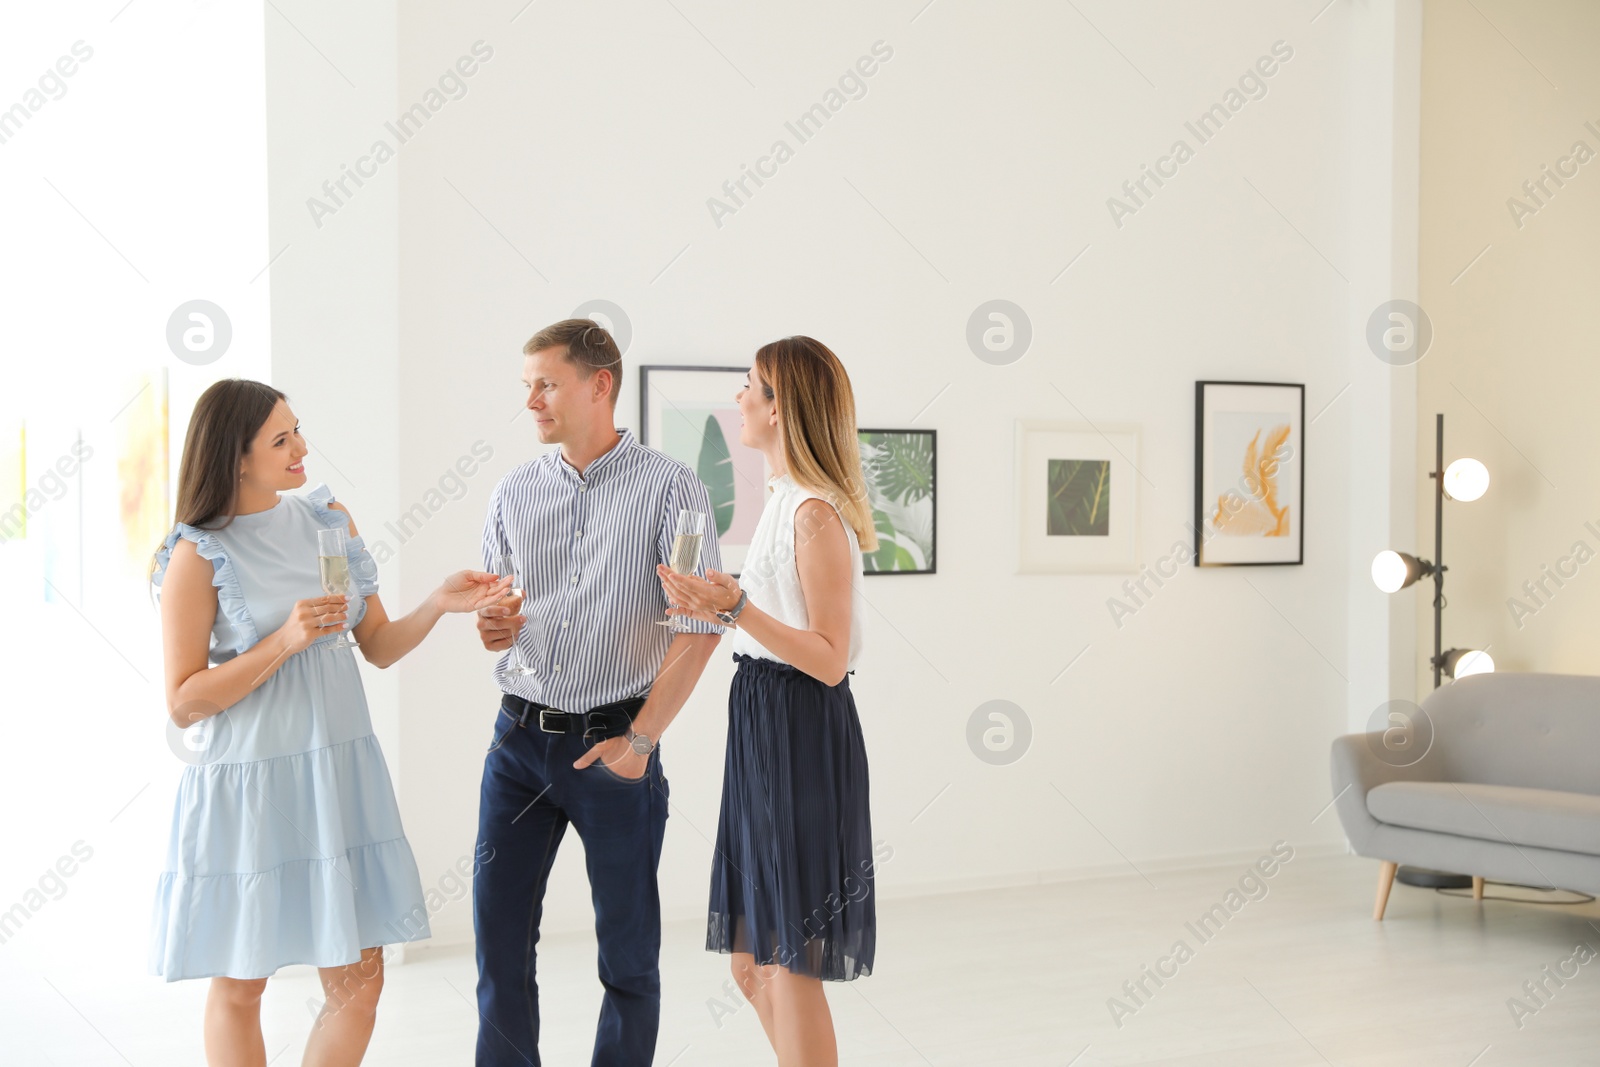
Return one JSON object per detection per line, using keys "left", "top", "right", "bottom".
{"left": 148, "top": 484, "right": 429, "bottom": 982}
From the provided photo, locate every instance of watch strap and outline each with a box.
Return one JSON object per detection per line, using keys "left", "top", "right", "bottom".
{"left": 717, "top": 588, "right": 749, "bottom": 625}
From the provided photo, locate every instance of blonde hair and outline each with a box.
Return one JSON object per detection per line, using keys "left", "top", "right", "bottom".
{"left": 754, "top": 336, "right": 879, "bottom": 553}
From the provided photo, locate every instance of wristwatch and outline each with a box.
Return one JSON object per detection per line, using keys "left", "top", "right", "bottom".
{"left": 627, "top": 728, "right": 656, "bottom": 756}
{"left": 716, "top": 588, "right": 749, "bottom": 627}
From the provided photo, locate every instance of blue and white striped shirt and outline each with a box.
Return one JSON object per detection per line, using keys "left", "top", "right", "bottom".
{"left": 481, "top": 428, "right": 724, "bottom": 713}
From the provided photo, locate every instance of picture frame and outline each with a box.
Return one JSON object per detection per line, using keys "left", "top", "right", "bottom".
{"left": 1193, "top": 380, "right": 1305, "bottom": 566}
{"left": 857, "top": 428, "right": 936, "bottom": 575}
{"left": 1016, "top": 421, "right": 1141, "bottom": 573}
{"left": 638, "top": 364, "right": 769, "bottom": 575}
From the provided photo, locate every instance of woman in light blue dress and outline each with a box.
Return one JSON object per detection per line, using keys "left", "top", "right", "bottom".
{"left": 150, "top": 379, "right": 508, "bottom": 1066}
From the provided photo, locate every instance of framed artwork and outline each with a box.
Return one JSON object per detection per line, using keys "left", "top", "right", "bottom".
{"left": 858, "top": 428, "right": 936, "bottom": 575}
{"left": 638, "top": 365, "right": 767, "bottom": 574}
{"left": 119, "top": 368, "right": 170, "bottom": 578}
{"left": 1193, "top": 381, "right": 1304, "bottom": 566}
{"left": 1016, "top": 421, "right": 1140, "bottom": 573}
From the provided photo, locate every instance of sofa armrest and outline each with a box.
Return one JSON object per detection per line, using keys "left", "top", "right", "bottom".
{"left": 1329, "top": 731, "right": 1440, "bottom": 856}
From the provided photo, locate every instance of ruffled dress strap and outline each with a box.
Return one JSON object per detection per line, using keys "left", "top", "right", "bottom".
{"left": 152, "top": 522, "right": 260, "bottom": 652}
{"left": 303, "top": 483, "right": 381, "bottom": 598}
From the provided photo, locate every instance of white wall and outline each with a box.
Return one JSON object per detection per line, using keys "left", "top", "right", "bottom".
{"left": 263, "top": 0, "right": 404, "bottom": 828}
{"left": 1417, "top": 0, "right": 1600, "bottom": 685}
{"left": 0, "top": 0, "right": 1459, "bottom": 1041}
{"left": 357, "top": 0, "right": 1424, "bottom": 944}
{"left": 0, "top": 0, "right": 276, "bottom": 1014}
{"left": 1347, "top": 0, "right": 1423, "bottom": 729}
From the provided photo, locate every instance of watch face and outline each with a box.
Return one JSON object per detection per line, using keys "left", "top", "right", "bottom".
{"left": 630, "top": 734, "right": 653, "bottom": 754}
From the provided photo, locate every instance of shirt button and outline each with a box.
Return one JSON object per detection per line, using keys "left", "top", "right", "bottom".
{"left": 553, "top": 664, "right": 561, "bottom": 672}
{"left": 561, "top": 621, "right": 569, "bottom": 629}
{"left": 570, "top": 575, "right": 578, "bottom": 584}
{"left": 575, "top": 531, "right": 583, "bottom": 537}
{"left": 579, "top": 485, "right": 587, "bottom": 493}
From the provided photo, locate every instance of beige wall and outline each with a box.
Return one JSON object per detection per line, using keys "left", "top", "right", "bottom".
{"left": 1419, "top": 0, "right": 1600, "bottom": 687}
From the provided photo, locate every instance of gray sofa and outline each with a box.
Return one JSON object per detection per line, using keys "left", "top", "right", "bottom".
{"left": 1330, "top": 672, "right": 1600, "bottom": 919}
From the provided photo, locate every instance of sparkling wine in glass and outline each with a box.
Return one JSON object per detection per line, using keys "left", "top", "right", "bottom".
{"left": 493, "top": 553, "right": 537, "bottom": 677}
{"left": 658, "top": 510, "right": 705, "bottom": 632}
{"left": 316, "top": 528, "right": 358, "bottom": 649}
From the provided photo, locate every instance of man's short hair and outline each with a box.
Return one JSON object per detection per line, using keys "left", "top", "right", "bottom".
{"left": 523, "top": 319, "right": 623, "bottom": 405}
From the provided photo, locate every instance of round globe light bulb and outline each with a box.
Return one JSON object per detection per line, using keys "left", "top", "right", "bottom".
{"left": 1443, "top": 458, "right": 1490, "bottom": 502}
{"left": 1372, "top": 550, "right": 1409, "bottom": 593}
{"left": 1452, "top": 649, "right": 1495, "bottom": 678}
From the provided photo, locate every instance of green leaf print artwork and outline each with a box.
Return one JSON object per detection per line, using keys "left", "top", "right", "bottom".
{"left": 859, "top": 430, "right": 935, "bottom": 573}
{"left": 697, "top": 414, "right": 736, "bottom": 537}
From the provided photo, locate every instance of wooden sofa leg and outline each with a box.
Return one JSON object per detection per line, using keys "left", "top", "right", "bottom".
{"left": 1374, "top": 860, "right": 1399, "bottom": 920}
{"left": 1473, "top": 876, "right": 1485, "bottom": 901}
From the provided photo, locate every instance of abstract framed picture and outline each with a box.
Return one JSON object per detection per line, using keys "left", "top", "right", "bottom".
{"left": 857, "top": 428, "right": 936, "bottom": 575}
{"left": 1193, "top": 381, "right": 1304, "bottom": 566}
{"left": 118, "top": 368, "right": 170, "bottom": 578}
{"left": 638, "top": 365, "right": 768, "bottom": 575}
{"left": 1016, "top": 421, "right": 1140, "bottom": 573}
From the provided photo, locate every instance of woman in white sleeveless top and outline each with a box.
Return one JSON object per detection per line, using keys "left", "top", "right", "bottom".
{"left": 658, "top": 336, "right": 879, "bottom": 1067}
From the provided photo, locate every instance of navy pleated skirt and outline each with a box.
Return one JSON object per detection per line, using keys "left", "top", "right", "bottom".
{"left": 706, "top": 653, "right": 876, "bottom": 981}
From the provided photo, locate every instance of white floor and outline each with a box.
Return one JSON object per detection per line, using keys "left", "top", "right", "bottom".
{"left": 17, "top": 853, "right": 1600, "bottom": 1065}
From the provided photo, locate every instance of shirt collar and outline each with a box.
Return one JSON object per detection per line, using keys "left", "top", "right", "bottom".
{"left": 554, "top": 428, "right": 634, "bottom": 484}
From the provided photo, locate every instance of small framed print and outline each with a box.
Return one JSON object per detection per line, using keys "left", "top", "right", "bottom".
{"left": 1193, "top": 381, "right": 1305, "bottom": 566}
{"left": 858, "top": 428, "right": 936, "bottom": 575}
{"left": 638, "top": 365, "right": 768, "bottom": 575}
{"left": 1016, "top": 421, "right": 1140, "bottom": 573}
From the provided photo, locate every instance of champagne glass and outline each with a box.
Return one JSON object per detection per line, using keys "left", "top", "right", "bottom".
{"left": 493, "top": 553, "right": 537, "bottom": 677}
{"left": 657, "top": 510, "right": 705, "bottom": 633}
{"left": 316, "top": 528, "right": 358, "bottom": 649}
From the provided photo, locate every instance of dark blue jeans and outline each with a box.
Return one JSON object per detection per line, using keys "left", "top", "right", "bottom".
{"left": 473, "top": 698, "right": 668, "bottom": 1066}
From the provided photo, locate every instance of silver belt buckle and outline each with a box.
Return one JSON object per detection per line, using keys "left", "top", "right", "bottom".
{"left": 538, "top": 708, "right": 565, "bottom": 734}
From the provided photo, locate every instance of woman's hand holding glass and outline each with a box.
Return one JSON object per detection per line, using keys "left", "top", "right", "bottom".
{"left": 277, "top": 595, "right": 352, "bottom": 655}
{"left": 656, "top": 565, "right": 741, "bottom": 626}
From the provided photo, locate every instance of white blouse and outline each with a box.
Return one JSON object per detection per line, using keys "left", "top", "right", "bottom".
{"left": 729, "top": 472, "right": 866, "bottom": 673}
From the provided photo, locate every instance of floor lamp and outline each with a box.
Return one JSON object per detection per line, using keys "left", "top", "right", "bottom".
{"left": 1371, "top": 412, "right": 1493, "bottom": 890}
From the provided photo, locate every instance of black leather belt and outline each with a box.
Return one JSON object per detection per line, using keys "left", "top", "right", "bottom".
{"left": 499, "top": 693, "right": 647, "bottom": 744}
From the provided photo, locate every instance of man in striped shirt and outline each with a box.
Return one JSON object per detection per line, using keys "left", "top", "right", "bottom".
{"left": 472, "top": 319, "right": 724, "bottom": 1066}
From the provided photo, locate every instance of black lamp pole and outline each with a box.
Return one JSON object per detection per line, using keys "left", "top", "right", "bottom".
{"left": 1398, "top": 412, "right": 1471, "bottom": 891}
{"left": 1429, "top": 412, "right": 1447, "bottom": 690}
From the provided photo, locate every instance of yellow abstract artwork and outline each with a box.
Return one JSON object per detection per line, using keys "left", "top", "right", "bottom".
{"left": 1211, "top": 424, "right": 1291, "bottom": 537}
{"left": 118, "top": 371, "right": 170, "bottom": 575}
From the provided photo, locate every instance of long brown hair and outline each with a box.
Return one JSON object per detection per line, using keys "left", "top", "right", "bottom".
{"left": 149, "top": 379, "right": 287, "bottom": 580}
{"left": 754, "top": 336, "right": 879, "bottom": 553}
